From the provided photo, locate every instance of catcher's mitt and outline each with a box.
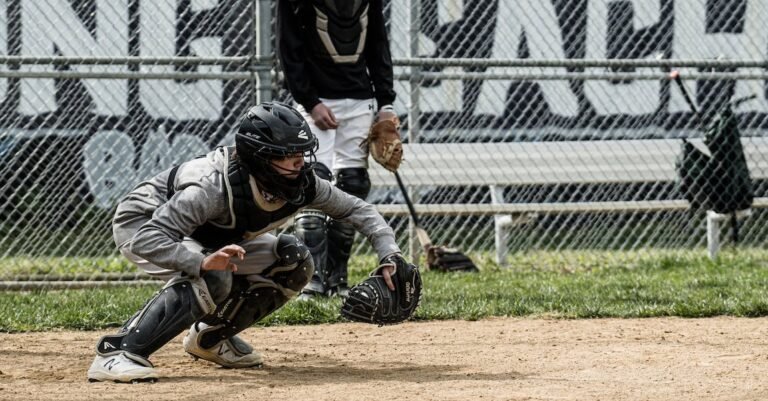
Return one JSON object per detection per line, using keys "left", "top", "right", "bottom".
{"left": 365, "top": 115, "right": 403, "bottom": 172}
{"left": 341, "top": 254, "right": 422, "bottom": 325}
{"left": 427, "top": 246, "right": 478, "bottom": 273}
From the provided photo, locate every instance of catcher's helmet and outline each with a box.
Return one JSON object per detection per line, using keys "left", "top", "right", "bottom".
{"left": 235, "top": 102, "right": 318, "bottom": 204}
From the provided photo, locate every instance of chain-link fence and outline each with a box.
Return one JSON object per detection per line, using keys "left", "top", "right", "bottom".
{"left": 2, "top": 0, "right": 768, "bottom": 288}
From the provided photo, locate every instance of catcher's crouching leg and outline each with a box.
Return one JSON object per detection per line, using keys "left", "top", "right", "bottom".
{"left": 87, "top": 274, "right": 223, "bottom": 382}
{"left": 327, "top": 168, "right": 371, "bottom": 297}
{"left": 184, "top": 234, "right": 313, "bottom": 368}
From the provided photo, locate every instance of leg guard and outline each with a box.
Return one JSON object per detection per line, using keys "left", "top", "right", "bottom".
{"left": 196, "top": 234, "right": 313, "bottom": 348}
{"left": 95, "top": 277, "right": 216, "bottom": 359}
{"left": 327, "top": 168, "right": 371, "bottom": 292}
{"left": 294, "top": 210, "right": 328, "bottom": 296}
{"left": 295, "top": 162, "right": 331, "bottom": 296}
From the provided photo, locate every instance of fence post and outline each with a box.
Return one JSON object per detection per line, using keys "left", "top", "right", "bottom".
{"left": 255, "top": 0, "right": 273, "bottom": 102}
{"left": 407, "top": 0, "right": 421, "bottom": 264}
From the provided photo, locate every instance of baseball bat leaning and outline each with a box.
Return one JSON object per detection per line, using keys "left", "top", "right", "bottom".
{"left": 669, "top": 70, "right": 700, "bottom": 118}
{"left": 393, "top": 171, "right": 434, "bottom": 255}
{"left": 393, "top": 171, "right": 479, "bottom": 272}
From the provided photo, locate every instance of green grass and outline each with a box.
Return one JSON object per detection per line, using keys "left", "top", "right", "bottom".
{"left": 0, "top": 256, "right": 135, "bottom": 278}
{"left": 2, "top": 249, "right": 768, "bottom": 332}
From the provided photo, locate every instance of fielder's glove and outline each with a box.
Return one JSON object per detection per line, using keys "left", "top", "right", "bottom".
{"left": 427, "top": 246, "right": 479, "bottom": 273}
{"left": 364, "top": 115, "right": 403, "bottom": 172}
{"left": 341, "top": 254, "right": 422, "bottom": 325}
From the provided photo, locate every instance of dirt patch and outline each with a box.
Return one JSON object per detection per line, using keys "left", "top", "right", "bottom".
{"left": 1, "top": 317, "right": 767, "bottom": 401}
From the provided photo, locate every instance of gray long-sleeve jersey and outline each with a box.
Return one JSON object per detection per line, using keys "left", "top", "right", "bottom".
{"left": 112, "top": 147, "right": 400, "bottom": 277}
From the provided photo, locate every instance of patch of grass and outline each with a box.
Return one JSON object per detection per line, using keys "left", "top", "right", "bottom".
{"left": 0, "top": 256, "right": 135, "bottom": 279}
{"left": 2, "top": 249, "right": 768, "bottom": 332}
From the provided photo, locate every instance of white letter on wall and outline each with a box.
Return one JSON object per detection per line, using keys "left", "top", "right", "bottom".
{"left": 671, "top": 2, "right": 768, "bottom": 113}
{"left": 388, "top": 0, "right": 464, "bottom": 114}
{"left": 139, "top": 1, "right": 222, "bottom": 120}
{"left": 584, "top": 0, "right": 660, "bottom": 115}
{"left": 20, "top": 0, "right": 128, "bottom": 115}
{"left": 475, "top": 0, "right": 578, "bottom": 117}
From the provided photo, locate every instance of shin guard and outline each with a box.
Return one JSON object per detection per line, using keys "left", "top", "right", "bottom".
{"left": 96, "top": 277, "right": 216, "bottom": 359}
{"left": 327, "top": 168, "right": 371, "bottom": 290}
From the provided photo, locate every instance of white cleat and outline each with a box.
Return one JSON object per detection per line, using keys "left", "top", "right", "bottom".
{"left": 87, "top": 352, "right": 158, "bottom": 383}
{"left": 183, "top": 323, "right": 263, "bottom": 368}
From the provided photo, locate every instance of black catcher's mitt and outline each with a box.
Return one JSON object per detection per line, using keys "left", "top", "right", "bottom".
{"left": 341, "top": 254, "right": 422, "bottom": 325}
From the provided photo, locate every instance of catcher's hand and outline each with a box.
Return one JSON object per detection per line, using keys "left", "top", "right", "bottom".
{"left": 364, "top": 114, "right": 403, "bottom": 172}
{"left": 341, "top": 254, "right": 422, "bottom": 325}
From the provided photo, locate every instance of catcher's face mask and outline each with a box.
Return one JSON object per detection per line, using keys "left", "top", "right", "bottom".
{"left": 236, "top": 102, "right": 318, "bottom": 204}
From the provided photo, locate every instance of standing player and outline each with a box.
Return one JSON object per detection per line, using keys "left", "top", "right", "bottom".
{"left": 86, "top": 102, "right": 406, "bottom": 383}
{"left": 276, "top": 0, "right": 398, "bottom": 299}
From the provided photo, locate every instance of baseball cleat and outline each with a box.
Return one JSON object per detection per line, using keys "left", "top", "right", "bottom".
{"left": 86, "top": 352, "right": 158, "bottom": 383}
{"left": 330, "top": 284, "right": 350, "bottom": 300}
{"left": 183, "top": 323, "right": 263, "bottom": 368}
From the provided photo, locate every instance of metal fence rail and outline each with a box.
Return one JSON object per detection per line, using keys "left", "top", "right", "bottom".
{"left": 2, "top": 0, "right": 768, "bottom": 289}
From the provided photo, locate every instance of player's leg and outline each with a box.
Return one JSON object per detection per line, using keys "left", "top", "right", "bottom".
{"left": 294, "top": 163, "right": 332, "bottom": 300}
{"left": 294, "top": 99, "right": 339, "bottom": 299}
{"left": 183, "top": 233, "right": 313, "bottom": 368}
{"left": 88, "top": 259, "right": 230, "bottom": 382}
{"left": 326, "top": 98, "right": 375, "bottom": 297}
{"left": 295, "top": 99, "right": 337, "bottom": 172}
{"left": 87, "top": 239, "right": 231, "bottom": 383}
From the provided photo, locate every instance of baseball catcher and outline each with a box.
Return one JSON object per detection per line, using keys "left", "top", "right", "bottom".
{"left": 341, "top": 254, "right": 422, "bottom": 325}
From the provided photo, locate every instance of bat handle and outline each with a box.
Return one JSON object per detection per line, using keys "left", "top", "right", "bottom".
{"left": 669, "top": 70, "right": 706, "bottom": 133}
{"left": 394, "top": 171, "right": 421, "bottom": 227}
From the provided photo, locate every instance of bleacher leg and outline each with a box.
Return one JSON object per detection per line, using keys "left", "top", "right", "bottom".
{"left": 706, "top": 210, "right": 722, "bottom": 260}
{"left": 490, "top": 185, "right": 509, "bottom": 267}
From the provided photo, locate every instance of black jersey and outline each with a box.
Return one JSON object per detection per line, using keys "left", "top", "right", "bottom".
{"left": 277, "top": 0, "right": 396, "bottom": 112}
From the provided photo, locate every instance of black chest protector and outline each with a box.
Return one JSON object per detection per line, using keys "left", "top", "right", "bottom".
{"left": 307, "top": 0, "right": 370, "bottom": 64}
{"left": 167, "top": 155, "right": 317, "bottom": 250}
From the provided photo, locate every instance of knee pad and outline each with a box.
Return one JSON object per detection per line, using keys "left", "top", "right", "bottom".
{"left": 96, "top": 278, "right": 212, "bottom": 358}
{"left": 335, "top": 168, "right": 371, "bottom": 199}
{"left": 265, "top": 234, "right": 314, "bottom": 293}
{"left": 312, "top": 162, "right": 333, "bottom": 181}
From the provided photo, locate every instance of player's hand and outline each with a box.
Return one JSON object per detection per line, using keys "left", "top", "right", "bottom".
{"left": 380, "top": 263, "right": 396, "bottom": 291}
{"left": 376, "top": 110, "right": 397, "bottom": 124}
{"left": 310, "top": 103, "right": 338, "bottom": 130}
{"left": 378, "top": 253, "right": 406, "bottom": 291}
{"left": 202, "top": 244, "right": 245, "bottom": 272}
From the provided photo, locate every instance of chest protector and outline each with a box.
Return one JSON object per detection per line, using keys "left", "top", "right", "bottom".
{"left": 309, "top": 0, "right": 370, "bottom": 64}
{"left": 168, "top": 153, "right": 317, "bottom": 250}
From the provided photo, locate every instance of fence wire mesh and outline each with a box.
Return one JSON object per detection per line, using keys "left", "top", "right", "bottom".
{"left": 2, "top": 0, "right": 768, "bottom": 288}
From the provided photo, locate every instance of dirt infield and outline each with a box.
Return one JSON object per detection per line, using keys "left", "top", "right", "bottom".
{"left": 1, "top": 317, "right": 767, "bottom": 401}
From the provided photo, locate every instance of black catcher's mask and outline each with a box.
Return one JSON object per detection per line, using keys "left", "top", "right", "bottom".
{"left": 235, "top": 102, "right": 318, "bottom": 204}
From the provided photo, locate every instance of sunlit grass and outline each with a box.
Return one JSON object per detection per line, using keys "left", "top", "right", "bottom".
{"left": 2, "top": 248, "right": 768, "bottom": 332}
